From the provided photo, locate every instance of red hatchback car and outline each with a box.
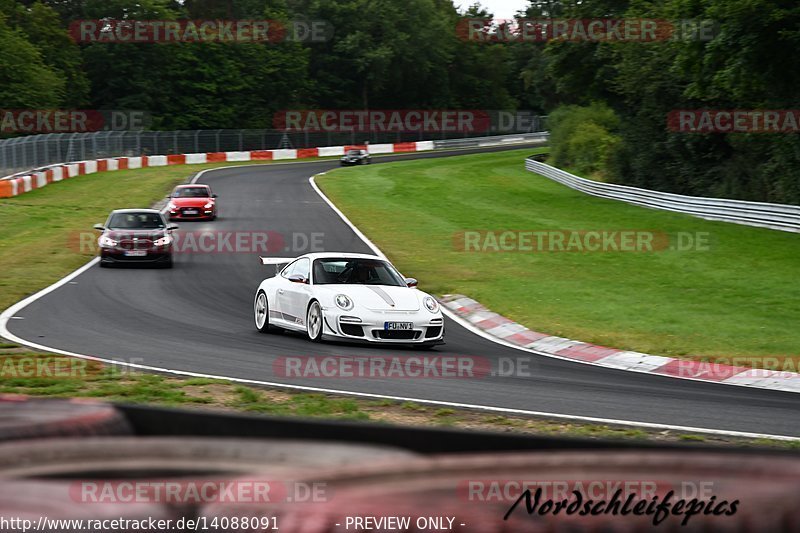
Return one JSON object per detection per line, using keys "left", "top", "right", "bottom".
{"left": 167, "top": 184, "right": 217, "bottom": 221}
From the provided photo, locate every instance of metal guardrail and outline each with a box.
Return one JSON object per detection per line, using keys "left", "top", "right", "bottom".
{"left": 0, "top": 126, "right": 549, "bottom": 177}
{"left": 525, "top": 158, "right": 800, "bottom": 233}
{"left": 434, "top": 132, "right": 549, "bottom": 149}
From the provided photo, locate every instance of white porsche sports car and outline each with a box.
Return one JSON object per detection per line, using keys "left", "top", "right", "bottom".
{"left": 253, "top": 252, "right": 444, "bottom": 346}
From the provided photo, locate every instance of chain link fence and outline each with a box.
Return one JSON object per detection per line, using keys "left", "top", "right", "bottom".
{"left": 0, "top": 121, "right": 547, "bottom": 177}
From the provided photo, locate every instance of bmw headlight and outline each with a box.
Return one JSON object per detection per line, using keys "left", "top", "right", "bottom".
{"left": 167, "top": 202, "right": 177, "bottom": 211}
{"left": 335, "top": 294, "right": 354, "bottom": 311}
{"left": 204, "top": 202, "right": 213, "bottom": 209}
{"left": 423, "top": 296, "right": 439, "bottom": 313}
{"left": 98, "top": 235, "right": 118, "bottom": 247}
{"left": 153, "top": 235, "right": 172, "bottom": 247}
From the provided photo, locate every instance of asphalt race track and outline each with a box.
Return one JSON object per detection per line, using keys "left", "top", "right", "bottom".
{"left": 5, "top": 146, "right": 800, "bottom": 437}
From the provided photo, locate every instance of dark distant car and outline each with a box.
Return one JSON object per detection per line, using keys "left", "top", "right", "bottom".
{"left": 94, "top": 209, "right": 177, "bottom": 268}
{"left": 340, "top": 149, "right": 371, "bottom": 166}
{"left": 167, "top": 184, "right": 217, "bottom": 220}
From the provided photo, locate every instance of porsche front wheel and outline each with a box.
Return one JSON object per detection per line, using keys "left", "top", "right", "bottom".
{"left": 306, "top": 301, "right": 323, "bottom": 342}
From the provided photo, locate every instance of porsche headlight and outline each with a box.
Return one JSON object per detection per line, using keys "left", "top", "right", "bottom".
{"left": 98, "top": 235, "right": 118, "bottom": 247}
{"left": 423, "top": 296, "right": 439, "bottom": 313}
{"left": 167, "top": 202, "right": 177, "bottom": 211}
{"left": 204, "top": 202, "right": 213, "bottom": 209}
{"left": 335, "top": 294, "right": 354, "bottom": 311}
{"left": 153, "top": 235, "right": 172, "bottom": 247}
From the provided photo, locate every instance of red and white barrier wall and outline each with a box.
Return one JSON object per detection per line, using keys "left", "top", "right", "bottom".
{"left": 0, "top": 141, "right": 436, "bottom": 199}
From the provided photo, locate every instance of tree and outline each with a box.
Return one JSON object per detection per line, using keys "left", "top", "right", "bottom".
{"left": 0, "top": 13, "right": 64, "bottom": 109}
{"left": 8, "top": 1, "right": 89, "bottom": 106}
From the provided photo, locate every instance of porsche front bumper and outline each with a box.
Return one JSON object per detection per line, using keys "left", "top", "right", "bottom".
{"left": 320, "top": 308, "right": 445, "bottom": 344}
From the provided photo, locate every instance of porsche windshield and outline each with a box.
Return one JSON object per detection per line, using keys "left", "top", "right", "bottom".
{"left": 107, "top": 212, "right": 165, "bottom": 230}
{"left": 313, "top": 258, "right": 406, "bottom": 286}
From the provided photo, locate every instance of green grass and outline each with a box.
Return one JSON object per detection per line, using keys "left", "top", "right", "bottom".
{"left": 228, "top": 386, "right": 368, "bottom": 420}
{"left": 182, "top": 377, "right": 231, "bottom": 386}
{"left": 318, "top": 148, "right": 800, "bottom": 363}
{"left": 401, "top": 402, "right": 427, "bottom": 412}
{"left": 679, "top": 434, "right": 707, "bottom": 442}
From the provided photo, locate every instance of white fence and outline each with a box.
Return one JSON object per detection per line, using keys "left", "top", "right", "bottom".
{"left": 525, "top": 158, "right": 800, "bottom": 233}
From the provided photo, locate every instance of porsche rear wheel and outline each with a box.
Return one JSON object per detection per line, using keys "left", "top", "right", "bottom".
{"left": 254, "top": 290, "right": 273, "bottom": 333}
{"left": 306, "top": 300, "right": 323, "bottom": 342}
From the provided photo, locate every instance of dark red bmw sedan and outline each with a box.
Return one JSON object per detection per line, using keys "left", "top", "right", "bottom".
{"left": 94, "top": 209, "right": 178, "bottom": 268}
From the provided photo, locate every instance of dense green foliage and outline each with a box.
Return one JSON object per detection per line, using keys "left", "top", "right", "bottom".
{"left": 527, "top": 0, "right": 800, "bottom": 203}
{"left": 548, "top": 103, "right": 620, "bottom": 177}
{"left": 0, "top": 0, "right": 798, "bottom": 202}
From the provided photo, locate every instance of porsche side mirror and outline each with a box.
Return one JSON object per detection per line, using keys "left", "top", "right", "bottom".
{"left": 288, "top": 274, "right": 308, "bottom": 284}
{"left": 167, "top": 223, "right": 179, "bottom": 231}
{"left": 405, "top": 277, "right": 418, "bottom": 288}
{"left": 212, "top": 194, "right": 218, "bottom": 198}
{"left": 93, "top": 223, "right": 105, "bottom": 231}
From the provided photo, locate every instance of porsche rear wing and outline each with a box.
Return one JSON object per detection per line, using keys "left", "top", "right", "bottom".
{"left": 259, "top": 256, "right": 295, "bottom": 265}
{"left": 259, "top": 256, "right": 295, "bottom": 274}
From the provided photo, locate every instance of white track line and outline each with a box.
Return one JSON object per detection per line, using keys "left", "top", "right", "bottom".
{"left": 0, "top": 161, "right": 797, "bottom": 442}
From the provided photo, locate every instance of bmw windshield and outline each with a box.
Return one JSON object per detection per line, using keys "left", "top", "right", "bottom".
{"left": 107, "top": 212, "right": 165, "bottom": 230}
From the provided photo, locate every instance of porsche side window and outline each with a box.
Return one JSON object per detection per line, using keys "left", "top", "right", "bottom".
{"left": 294, "top": 259, "right": 310, "bottom": 281}
{"left": 281, "top": 260, "right": 300, "bottom": 278}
